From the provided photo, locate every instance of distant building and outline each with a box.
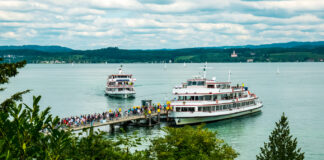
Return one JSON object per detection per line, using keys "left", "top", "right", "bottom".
{"left": 306, "top": 59, "right": 314, "bottom": 62}
{"left": 231, "top": 50, "right": 238, "bottom": 58}
{"left": 247, "top": 59, "right": 254, "bottom": 63}
{"left": 250, "top": 52, "right": 256, "bottom": 56}
{"left": 320, "top": 59, "right": 323, "bottom": 62}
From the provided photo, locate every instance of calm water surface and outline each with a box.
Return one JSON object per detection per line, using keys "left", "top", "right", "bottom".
{"left": 1, "top": 63, "right": 323, "bottom": 160}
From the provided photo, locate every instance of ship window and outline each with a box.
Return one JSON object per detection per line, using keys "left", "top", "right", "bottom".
{"left": 212, "top": 106, "right": 216, "bottom": 111}
{"left": 216, "top": 106, "right": 220, "bottom": 110}
{"left": 197, "top": 81, "right": 205, "bottom": 86}
{"left": 203, "top": 106, "right": 210, "bottom": 112}
{"left": 188, "top": 107, "right": 195, "bottom": 112}
{"left": 176, "top": 107, "right": 181, "bottom": 112}
{"left": 181, "top": 107, "right": 188, "bottom": 111}
{"left": 198, "top": 96, "right": 203, "bottom": 100}
{"left": 207, "top": 85, "right": 214, "bottom": 88}
{"left": 198, "top": 107, "right": 203, "bottom": 111}
{"left": 223, "top": 105, "right": 227, "bottom": 110}
{"left": 192, "top": 81, "right": 197, "bottom": 85}
{"left": 205, "top": 95, "right": 212, "bottom": 100}
{"left": 188, "top": 81, "right": 193, "bottom": 86}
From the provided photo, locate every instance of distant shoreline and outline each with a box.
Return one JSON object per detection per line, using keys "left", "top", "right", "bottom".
{"left": 1, "top": 41, "right": 323, "bottom": 63}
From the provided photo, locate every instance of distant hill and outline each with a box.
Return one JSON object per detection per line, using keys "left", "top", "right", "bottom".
{"left": 207, "top": 41, "right": 324, "bottom": 49}
{"left": 0, "top": 45, "right": 73, "bottom": 53}
{"left": 0, "top": 41, "right": 323, "bottom": 63}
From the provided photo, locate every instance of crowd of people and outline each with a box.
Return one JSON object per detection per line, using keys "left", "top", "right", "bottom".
{"left": 59, "top": 103, "right": 169, "bottom": 128}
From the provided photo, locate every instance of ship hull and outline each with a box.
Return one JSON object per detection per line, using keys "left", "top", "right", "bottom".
{"left": 105, "top": 91, "right": 135, "bottom": 99}
{"left": 171, "top": 104, "right": 262, "bottom": 125}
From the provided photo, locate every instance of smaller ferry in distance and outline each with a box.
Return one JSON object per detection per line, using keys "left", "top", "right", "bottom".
{"left": 105, "top": 65, "right": 136, "bottom": 98}
{"left": 169, "top": 64, "right": 263, "bottom": 125}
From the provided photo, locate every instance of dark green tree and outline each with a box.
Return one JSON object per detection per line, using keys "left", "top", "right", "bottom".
{"left": 257, "top": 113, "right": 304, "bottom": 160}
{"left": 146, "top": 125, "right": 238, "bottom": 160}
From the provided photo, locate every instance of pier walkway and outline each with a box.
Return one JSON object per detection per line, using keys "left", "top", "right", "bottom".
{"left": 64, "top": 110, "right": 168, "bottom": 132}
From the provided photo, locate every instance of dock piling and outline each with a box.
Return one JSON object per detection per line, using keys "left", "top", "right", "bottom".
{"left": 149, "top": 112, "right": 152, "bottom": 126}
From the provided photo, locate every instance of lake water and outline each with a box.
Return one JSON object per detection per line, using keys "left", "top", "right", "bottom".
{"left": 1, "top": 63, "right": 324, "bottom": 159}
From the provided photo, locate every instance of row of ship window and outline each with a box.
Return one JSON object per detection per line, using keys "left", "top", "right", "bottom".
{"left": 177, "top": 94, "right": 243, "bottom": 101}
{"left": 175, "top": 100, "right": 255, "bottom": 112}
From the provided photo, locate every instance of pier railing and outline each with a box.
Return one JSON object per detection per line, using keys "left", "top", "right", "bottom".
{"left": 60, "top": 108, "right": 168, "bottom": 131}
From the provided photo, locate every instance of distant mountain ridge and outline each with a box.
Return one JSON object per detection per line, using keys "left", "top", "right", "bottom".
{"left": 0, "top": 45, "right": 73, "bottom": 52}
{"left": 0, "top": 41, "right": 323, "bottom": 52}
{"left": 216, "top": 41, "right": 324, "bottom": 49}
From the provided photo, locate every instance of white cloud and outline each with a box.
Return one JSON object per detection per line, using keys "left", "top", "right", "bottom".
{"left": 241, "top": 0, "right": 324, "bottom": 12}
{"left": 0, "top": 32, "right": 19, "bottom": 39}
{"left": 0, "top": 10, "right": 33, "bottom": 21}
{"left": 0, "top": 0, "right": 323, "bottom": 49}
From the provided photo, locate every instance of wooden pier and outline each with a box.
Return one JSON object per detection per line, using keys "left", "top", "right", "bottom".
{"left": 67, "top": 110, "right": 168, "bottom": 132}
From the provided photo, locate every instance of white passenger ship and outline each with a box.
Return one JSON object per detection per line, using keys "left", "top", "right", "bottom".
{"left": 169, "top": 65, "right": 263, "bottom": 125}
{"left": 105, "top": 65, "right": 136, "bottom": 98}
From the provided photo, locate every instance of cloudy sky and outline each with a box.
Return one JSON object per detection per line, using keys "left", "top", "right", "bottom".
{"left": 0, "top": 0, "right": 323, "bottom": 49}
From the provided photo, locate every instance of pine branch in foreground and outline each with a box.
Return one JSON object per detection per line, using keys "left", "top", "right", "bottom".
{"left": 257, "top": 113, "right": 304, "bottom": 160}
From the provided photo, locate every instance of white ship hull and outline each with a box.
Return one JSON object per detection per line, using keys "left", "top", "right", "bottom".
{"left": 170, "top": 103, "right": 262, "bottom": 125}
{"left": 105, "top": 90, "right": 135, "bottom": 99}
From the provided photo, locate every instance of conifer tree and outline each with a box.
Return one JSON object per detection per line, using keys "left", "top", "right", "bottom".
{"left": 257, "top": 113, "right": 304, "bottom": 160}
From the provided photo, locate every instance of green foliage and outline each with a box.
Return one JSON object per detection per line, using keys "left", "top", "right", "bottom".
{"left": 0, "top": 95, "right": 148, "bottom": 160}
{"left": 0, "top": 95, "right": 72, "bottom": 159}
{"left": 146, "top": 125, "right": 238, "bottom": 160}
{"left": 257, "top": 113, "right": 305, "bottom": 160}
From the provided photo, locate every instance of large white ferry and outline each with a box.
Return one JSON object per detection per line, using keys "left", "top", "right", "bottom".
{"left": 169, "top": 65, "right": 263, "bottom": 125}
{"left": 105, "top": 65, "right": 136, "bottom": 98}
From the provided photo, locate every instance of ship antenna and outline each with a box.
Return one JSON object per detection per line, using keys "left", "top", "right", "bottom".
{"left": 203, "top": 62, "right": 207, "bottom": 79}
{"left": 119, "top": 65, "right": 123, "bottom": 74}
{"left": 228, "top": 70, "right": 231, "bottom": 82}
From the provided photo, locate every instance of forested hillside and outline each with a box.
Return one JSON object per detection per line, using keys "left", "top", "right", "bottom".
{"left": 1, "top": 42, "right": 324, "bottom": 63}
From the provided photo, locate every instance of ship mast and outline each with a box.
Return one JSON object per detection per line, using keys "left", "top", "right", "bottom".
{"left": 228, "top": 70, "right": 231, "bottom": 82}
{"left": 118, "top": 65, "right": 123, "bottom": 74}
{"left": 203, "top": 62, "right": 207, "bottom": 79}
